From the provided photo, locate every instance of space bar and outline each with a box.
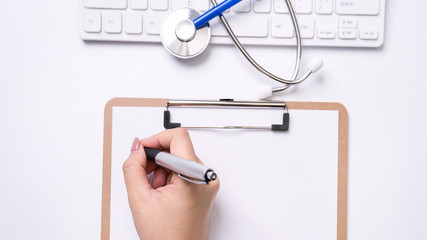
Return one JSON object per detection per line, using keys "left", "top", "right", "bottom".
{"left": 210, "top": 15, "right": 269, "bottom": 37}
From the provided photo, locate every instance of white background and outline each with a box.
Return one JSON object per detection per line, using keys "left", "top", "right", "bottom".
{"left": 0, "top": 0, "right": 426, "bottom": 239}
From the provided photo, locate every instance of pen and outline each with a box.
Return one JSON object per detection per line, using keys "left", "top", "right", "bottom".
{"left": 144, "top": 147, "right": 217, "bottom": 185}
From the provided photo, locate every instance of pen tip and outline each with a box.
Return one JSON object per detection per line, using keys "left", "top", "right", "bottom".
{"left": 207, "top": 171, "right": 217, "bottom": 181}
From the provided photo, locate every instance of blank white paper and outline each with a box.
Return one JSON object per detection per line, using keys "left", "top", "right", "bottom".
{"left": 110, "top": 106, "right": 339, "bottom": 240}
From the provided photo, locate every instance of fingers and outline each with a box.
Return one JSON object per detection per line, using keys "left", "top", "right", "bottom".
{"left": 140, "top": 128, "right": 202, "bottom": 164}
{"left": 151, "top": 167, "right": 169, "bottom": 189}
{"left": 140, "top": 129, "right": 217, "bottom": 190}
{"left": 123, "top": 138, "right": 153, "bottom": 201}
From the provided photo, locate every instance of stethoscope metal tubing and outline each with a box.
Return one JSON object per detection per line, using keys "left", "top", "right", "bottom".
{"left": 272, "top": 70, "right": 312, "bottom": 92}
{"left": 209, "top": 0, "right": 309, "bottom": 91}
{"left": 162, "top": 0, "right": 313, "bottom": 93}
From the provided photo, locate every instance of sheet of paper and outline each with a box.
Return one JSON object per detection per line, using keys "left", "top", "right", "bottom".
{"left": 110, "top": 106, "right": 339, "bottom": 240}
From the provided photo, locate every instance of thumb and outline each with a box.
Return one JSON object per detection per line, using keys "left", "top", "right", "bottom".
{"left": 123, "top": 138, "right": 152, "bottom": 202}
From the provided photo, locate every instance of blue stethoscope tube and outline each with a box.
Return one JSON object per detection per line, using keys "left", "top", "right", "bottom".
{"left": 193, "top": 0, "right": 242, "bottom": 29}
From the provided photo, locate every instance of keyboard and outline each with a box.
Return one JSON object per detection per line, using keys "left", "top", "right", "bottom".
{"left": 79, "top": 0, "right": 386, "bottom": 48}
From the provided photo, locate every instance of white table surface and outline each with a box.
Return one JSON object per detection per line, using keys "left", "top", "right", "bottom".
{"left": 0, "top": 1, "right": 426, "bottom": 239}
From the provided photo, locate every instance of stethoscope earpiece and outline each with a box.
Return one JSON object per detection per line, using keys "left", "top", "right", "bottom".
{"left": 257, "top": 56, "right": 324, "bottom": 100}
{"left": 307, "top": 57, "right": 324, "bottom": 73}
{"left": 257, "top": 85, "right": 274, "bottom": 100}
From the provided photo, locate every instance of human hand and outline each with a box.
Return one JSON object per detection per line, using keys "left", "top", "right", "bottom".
{"left": 123, "top": 128, "right": 220, "bottom": 240}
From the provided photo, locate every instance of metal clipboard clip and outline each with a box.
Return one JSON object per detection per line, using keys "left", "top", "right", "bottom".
{"left": 163, "top": 99, "right": 289, "bottom": 131}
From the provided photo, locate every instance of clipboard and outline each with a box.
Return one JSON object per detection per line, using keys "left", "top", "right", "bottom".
{"left": 101, "top": 97, "right": 349, "bottom": 240}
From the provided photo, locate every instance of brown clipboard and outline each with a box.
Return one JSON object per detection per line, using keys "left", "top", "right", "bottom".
{"left": 101, "top": 97, "right": 349, "bottom": 240}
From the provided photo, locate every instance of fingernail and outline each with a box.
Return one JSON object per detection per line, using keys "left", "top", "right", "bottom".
{"left": 131, "top": 137, "right": 140, "bottom": 152}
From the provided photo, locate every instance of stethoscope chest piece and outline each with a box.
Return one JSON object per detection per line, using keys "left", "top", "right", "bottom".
{"left": 161, "top": 7, "right": 211, "bottom": 59}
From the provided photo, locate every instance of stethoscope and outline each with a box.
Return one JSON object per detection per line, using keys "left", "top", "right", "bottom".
{"left": 161, "top": 0, "right": 323, "bottom": 99}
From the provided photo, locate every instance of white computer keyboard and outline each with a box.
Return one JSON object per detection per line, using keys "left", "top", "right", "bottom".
{"left": 79, "top": 0, "right": 386, "bottom": 48}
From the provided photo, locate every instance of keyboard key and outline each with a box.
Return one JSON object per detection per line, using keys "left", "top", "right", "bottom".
{"left": 338, "top": 28, "right": 357, "bottom": 39}
{"left": 274, "top": 0, "right": 290, "bottom": 13}
{"left": 192, "top": 0, "right": 210, "bottom": 11}
{"left": 233, "top": 0, "right": 251, "bottom": 13}
{"left": 338, "top": 17, "right": 357, "bottom": 28}
{"left": 211, "top": 25, "right": 228, "bottom": 37}
{"left": 151, "top": 0, "right": 169, "bottom": 11}
{"left": 317, "top": 28, "right": 335, "bottom": 39}
{"left": 84, "top": 0, "right": 127, "bottom": 9}
{"left": 103, "top": 12, "right": 122, "bottom": 33}
{"left": 359, "top": 29, "right": 378, "bottom": 40}
{"left": 211, "top": 15, "right": 268, "bottom": 37}
{"left": 253, "top": 0, "right": 271, "bottom": 13}
{"left": 336, "top": 0, "right": 380, "bottom": 16}
{"left": 297, "top": 16, "right": 314, "bottom": 38}
{"left": 125, "top": 13, "right": 143, "bottom": 34}
{"left": 271, "top": 16, "right": 294, "bottom": 38}
{"left": 235, "top": 15, "right": 268, "bottom": 37}
{"left": 315, "top": 0, "right": 332, "bottom": 14}
{"left": 84, "top": 11, "right": 101, "bottom": 33}
{"left": 171, "top": 0, "right": 189, "bottom": 9}
{"left": 294, "top": 0, "right": 312, "bottom": 14}
{"left": 145, "top": 12, "right": 166, "bottom": 34}
{"left": 131, "top": 0, "right": 148, "bottom": 10}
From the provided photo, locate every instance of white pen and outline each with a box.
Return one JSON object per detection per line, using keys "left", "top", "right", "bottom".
{"left": 144, "top": 147, "right": 217, "bottom": 185}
